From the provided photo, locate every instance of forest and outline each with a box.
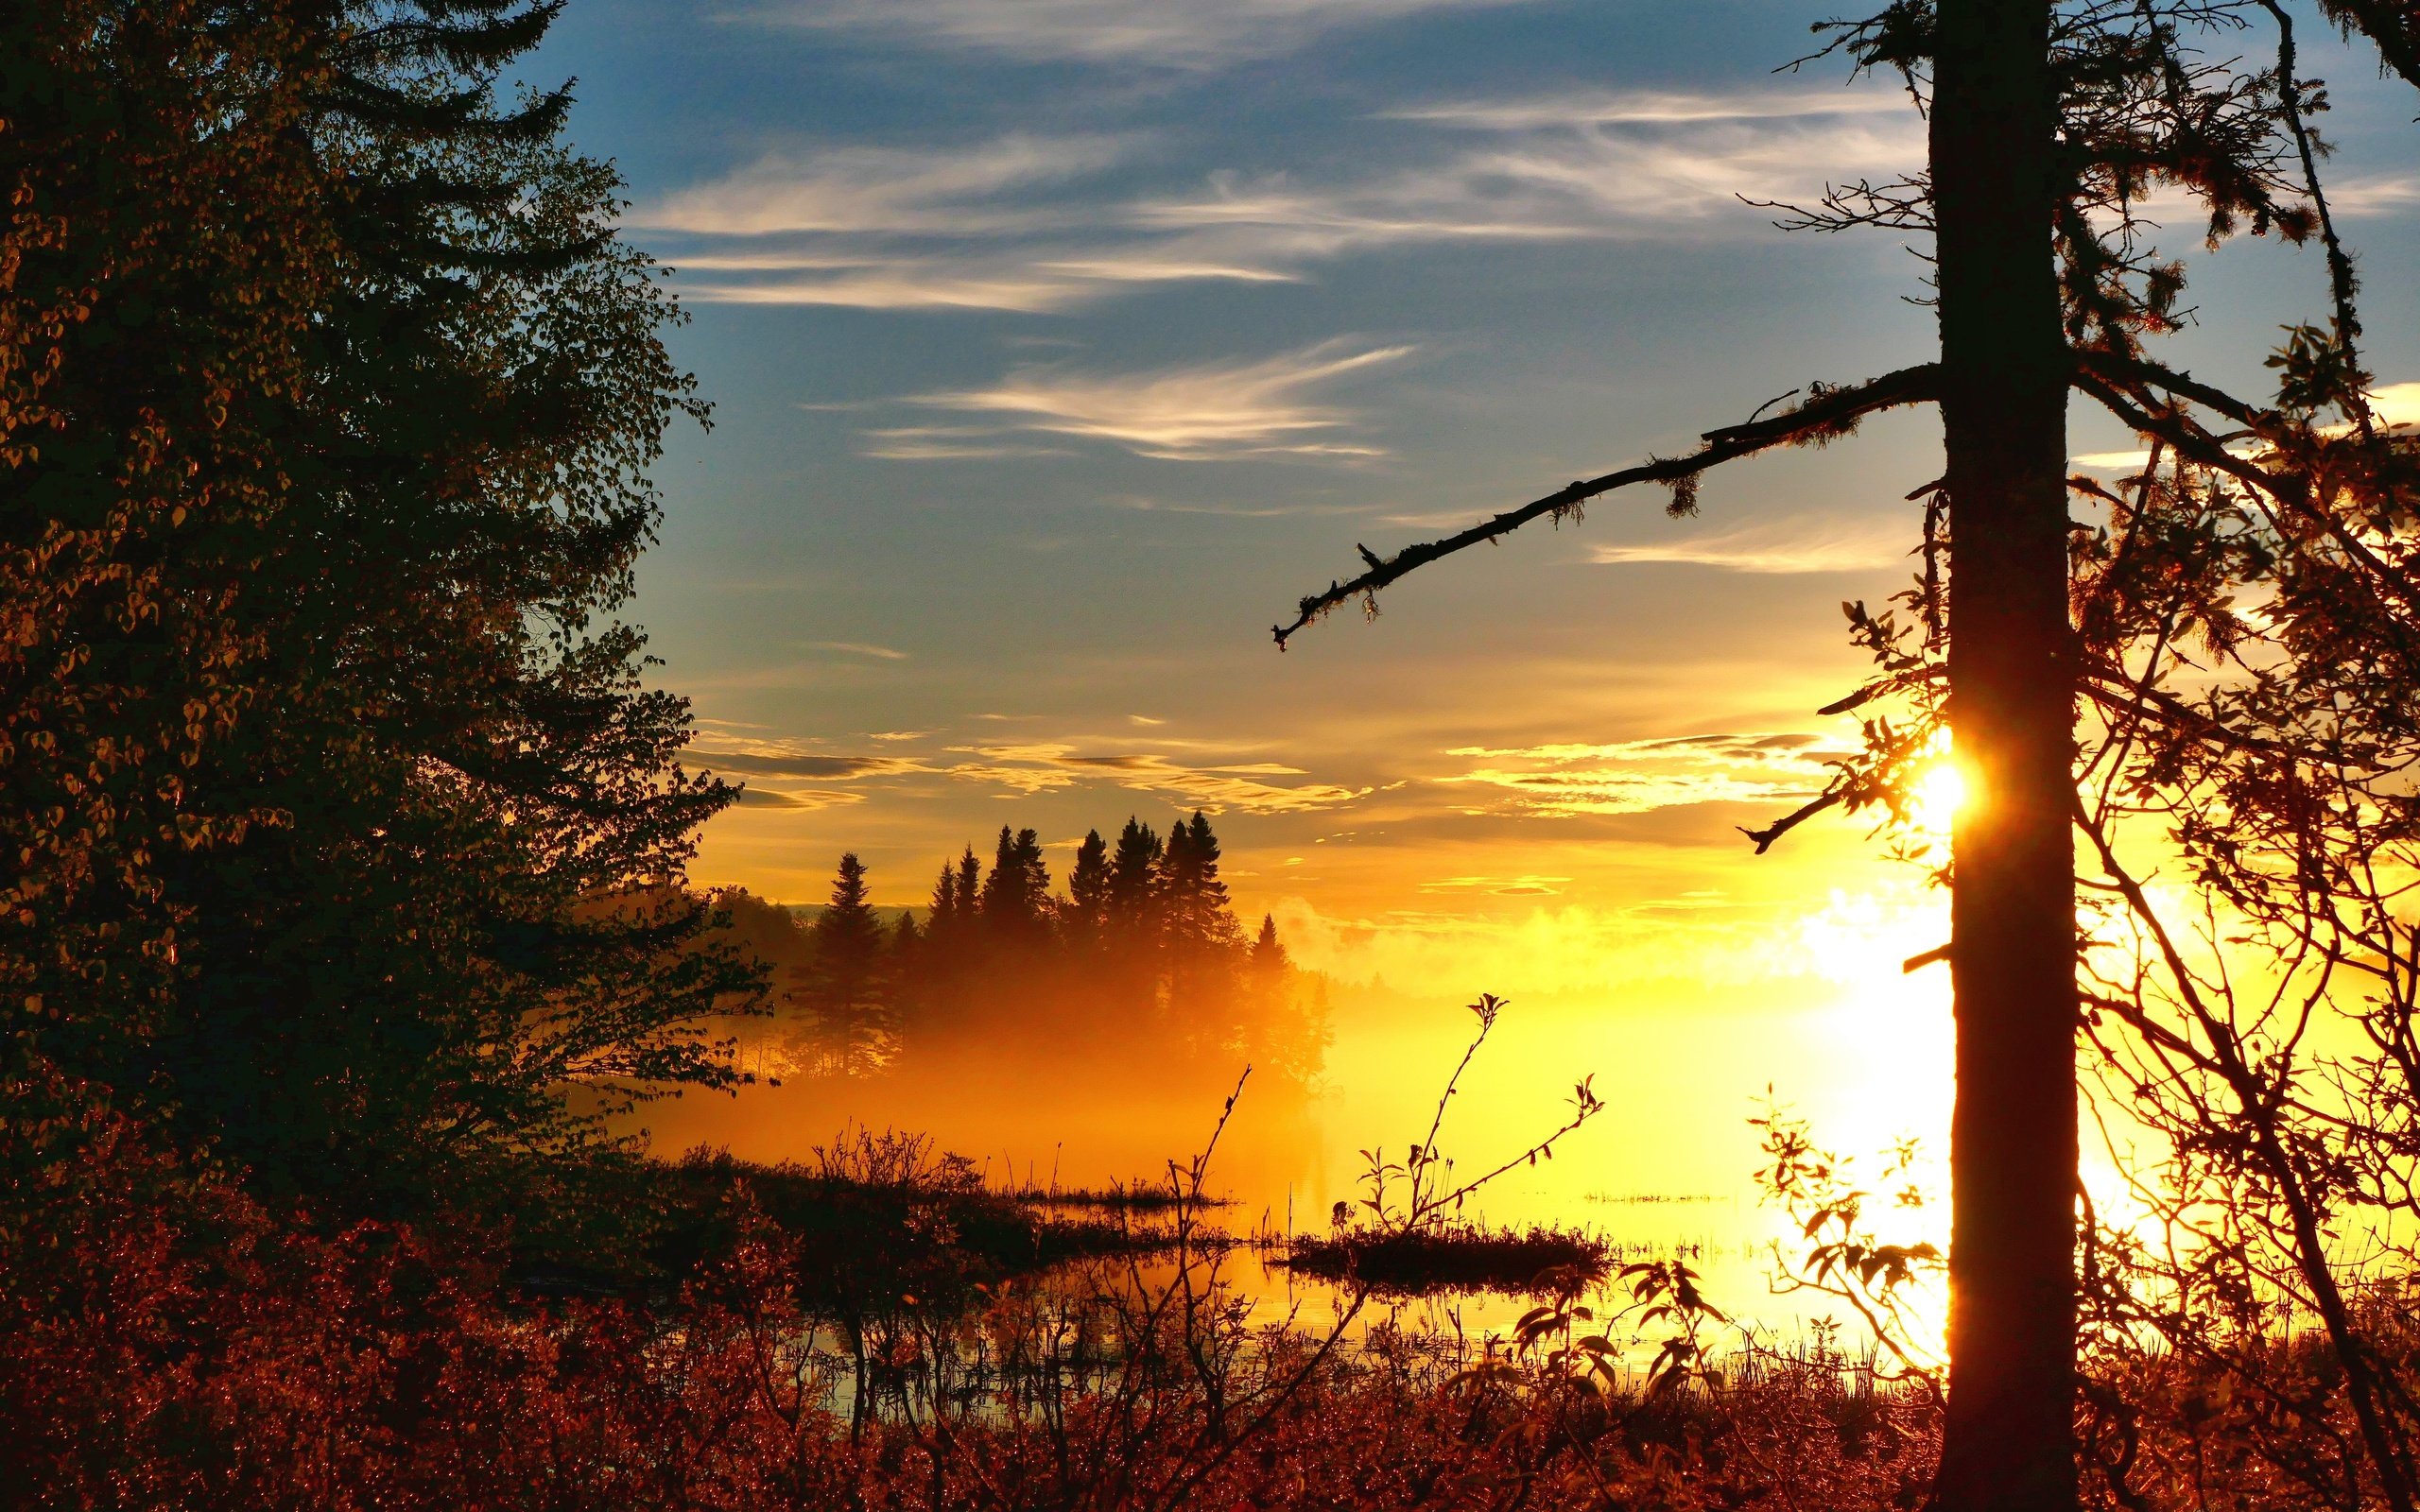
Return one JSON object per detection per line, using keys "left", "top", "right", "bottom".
{"left": 702, "top": 815, "right": 1328, "bottom": 1089}
{"left": 10, "top": 0, "right": 2420, "bottom": 1509}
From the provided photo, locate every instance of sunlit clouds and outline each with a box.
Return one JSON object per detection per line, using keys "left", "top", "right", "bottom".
{"left": 736, "top": 0, "right": 1532, "bottom": 66}
{"left": 1587, "top": 513, "right": 1913, "bottom": 574}
{"left": 1376, "top": 89, "right": 1916, "bottom": 129}
{"left": 639, "top": 135, "right": 1125, "bottom": 237}
{"left": 957, "top": 745, "right": 1374, "bottom": 811}
{"left": 887, "top": 340, "right": 1411, "bottom": 461}
{"left": 805, "top": 641, "right": 912, "bottom": 661}
{"left": 1442, "top": 733, "right": 1843, "bottom": 818}
{"left": 631, "top": 88, "right": 1919, "bottom": 314}
{"left": 684, "top": 731, "right": 1371, "bottom": 815}
{"left": 686, "top": 720, "right": 1893, "bottom": 866}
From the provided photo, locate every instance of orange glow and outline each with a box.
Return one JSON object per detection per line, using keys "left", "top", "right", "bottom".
{"left": 1909, "top": 730, "right": 1970, "bottom": 837}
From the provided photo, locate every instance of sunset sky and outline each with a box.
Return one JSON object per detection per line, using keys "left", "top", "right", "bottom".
{"left": 530, "top": 0, "right": 2420, "bottom": 1003}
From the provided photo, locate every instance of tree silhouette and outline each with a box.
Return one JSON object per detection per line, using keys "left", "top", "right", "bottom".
{"left": 1160, "top": 812, "right": 1242, "bottom": 960}
{"left": 1063, "top": 828, "right": 1113, "bottom": 954}
{"left": 809, "top": 853, "right": 890, "bottom": 1074}
{"left": 1927, "top": 5, "right": 2076, "bottom": 1507}
{"left": 3, "top": 0, "right": 753, "bottom": 1212}
{"left": 1273, "top": 3, "right": 2420, "bottom": 1506}
{"left": 977, "top": 825, "right": 1053, "bottom": 945}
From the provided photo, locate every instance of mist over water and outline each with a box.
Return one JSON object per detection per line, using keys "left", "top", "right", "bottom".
{"left": 631, "top": 967, "right": 1953, "bottom": 1340}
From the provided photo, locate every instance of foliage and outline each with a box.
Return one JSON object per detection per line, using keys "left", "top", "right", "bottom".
{"left": 1273, "top": 2, "right": 2420, "bottom": 1505}
{"left": 710, "top": 816, "right": 1330, "bottom": 1090}
{"left": 1284, "top": 1221, "right": 1609, "bottom": 1295}
{"left": 1, "top": 0, "right": 756, "bottom": 1215}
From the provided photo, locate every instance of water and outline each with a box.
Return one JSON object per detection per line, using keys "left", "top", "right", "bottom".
{"left": 626, "top": 971, "right": 1954, "bottom": 1353}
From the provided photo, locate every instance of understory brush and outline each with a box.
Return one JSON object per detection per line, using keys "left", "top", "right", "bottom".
{"left": 1, "top": 1058, "right": 1940, "bottom": 1510}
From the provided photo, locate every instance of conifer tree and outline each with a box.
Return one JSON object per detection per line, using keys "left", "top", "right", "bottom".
{"left": 3, "top": 0, "right": 753, "bottom": 1211}
{"left": 926, "top": 861, "right": 962, "bottom": 940}
{"left": 1250, "top": 913, "right": 1289, "bottom": 976}
{"left": 808, "top": 853, "right": 889, "bottom": 1074}
{"left": 1159, "top": 812, "right": 1241, "bottom": 959}
{"left": 952, "top": 847, "right": 981, "bottom": 923}
{"left": 977, "top": 825, "right": 1052, "bottom": 942}
{"left": 1107, "top": 817, "right": 1164, "bottom": 934}
{"left": 1063, "top": 829, "right": 1112, "bottom": 951}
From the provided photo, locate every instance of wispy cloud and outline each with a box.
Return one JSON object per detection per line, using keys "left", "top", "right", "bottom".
{"left": 805, "top": 640, "right": 913, "bottom": 660}
{"left": 2372, "top": 382, "right": 2420, "bottom": 427}
{"left": 1135, "top": 98, "right": 1923, "bottom": 244}
{"left": 889, "top": 339, "right": 1410, "bottom": 461}
{"left": 2329, "top": 174, "right": 2420, "bottom": 217}
{"left": 736, "top": 0, "right": 1535, "bottom": 66}
{"left": 733, "top": 787, "right": 870, "bottom": 811}
{"left": 638, "top": 135, "right": 1126, "bottom": 236}
{"left": 1378, "top": 88, "right": 1914, "bottom": 129}
{"left": 687, "top": 742, "right": 938, "bottom": 781}
{"left": 1442, "top": 732, "right": 1841, "bottom": 818}
{"left": 688, "top": 733, "right": 1365, "bottom": 815}
{"left": 2072, "top": 381, "right": 2418, "bottom": 472}
{"left": 638, "top": 91, "right": 1921, "bottom": 313}
{"left": 856, "top": 426, "right": 1076, "bottom": 460}
{"left": 953, "top": 742, "right": 1371, "bottom": 812}
{"left": 1587, "top": 514, "right": 1911, "bottom": 574}
{"left": 1420, "top": 873, "right": 1575, "bottom": 895}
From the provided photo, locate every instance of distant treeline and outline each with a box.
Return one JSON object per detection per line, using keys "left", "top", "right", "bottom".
{"left": 709, "top": 811, "right": 1327, "bottom": 1087}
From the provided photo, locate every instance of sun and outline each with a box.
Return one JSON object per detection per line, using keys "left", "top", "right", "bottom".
{"left": 1908, "top": 730, "right": 1972, "bottom": 837}
{"left": 1912, "top": 761, "right": 1968, "bottom": 832}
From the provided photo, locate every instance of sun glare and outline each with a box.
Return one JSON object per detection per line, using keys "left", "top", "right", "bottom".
{"left": 1908, "top": 730, "right": 1972, "bottom": 836}
{"left": 1912, "top": 761, "right": 1967, "bottom": 832}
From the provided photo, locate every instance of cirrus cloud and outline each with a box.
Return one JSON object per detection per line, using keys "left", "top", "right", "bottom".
{"left": 1443, "top": 732, "right": 1843, "bottom": 818}
{"left": 888, "top": 339, "right": 1412, "bottom": 461}
{"left": 734, "top": 0, "right": 1541, "bottom": 67}
{"left": 1587, "top": 513, "right": 1913, "bottom": 575}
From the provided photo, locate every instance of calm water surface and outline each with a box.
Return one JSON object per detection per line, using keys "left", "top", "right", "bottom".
{"left": 631, "top": 974, "right": 1954, "bottom": 1349}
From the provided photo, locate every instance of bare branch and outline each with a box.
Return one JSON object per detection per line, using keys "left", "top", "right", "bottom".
{"left": 1739, "top": 789, "right": 1844, "bottom": 855}
{"left": 1270, "top": 364, "right": 1942, "bottom": 647}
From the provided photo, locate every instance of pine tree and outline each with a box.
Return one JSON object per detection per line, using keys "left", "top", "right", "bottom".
{"left": 1107, "top": 816, "right": 1164, "bottom": 930}
{"left": 977, "top": 825, "right": 1051, "bottom": 942}
{"left": 926, "top": 861, "right": 961, "bottom": 939}
{"left": 1250, "top": 913, "right": 1288, "bottom": 976}
{"left": 1063, "top": 829, "right": 1111, "bottom": 951}
{"left": 808, "top": 853, "right": 889, "bottom": 1074}
{"left": 952, "top": 847, "right": 981, "bottom": 921}
{"left": 1263, "top": 9, "right": 2420, "bottom": 1503}
{"left": 1160, "top": 812, "right": 1241, "bottom": 959}
{"left": 1927, "top": 3, "right": 2075, "bottom": 1505}
{"left": 3, "top": 0, "right": 754, "bottom": 1212}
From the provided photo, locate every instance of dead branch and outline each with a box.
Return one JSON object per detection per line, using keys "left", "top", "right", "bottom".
{"left": 1270, "top": 364, "right": 1942, "bottom": 647}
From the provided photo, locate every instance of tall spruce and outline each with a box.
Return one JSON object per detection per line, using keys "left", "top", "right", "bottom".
{"left": 2, "top": 0, "right": 753, "bottom": 1211}
{"left": 926, "top": 861, "right": 962, "bottom": 940}
{"left": 1159, "top": 812, "right": 1240, "bottom": 959}
{"left": 1063, "top": 828, "right": 1112, "bottom": 951}
{"left": 1106, "top": 816, "right": 1163, "bottom": 935}
{"left": 977, "top": 826, "right": 1051, "bottom": 943}
{"left": 809, "top": 853, "right": 889, "bottom": 1074}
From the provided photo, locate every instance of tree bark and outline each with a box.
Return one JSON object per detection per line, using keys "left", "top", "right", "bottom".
{"left": 1931, "top": 2, "right": 2079, "bottom": 1511}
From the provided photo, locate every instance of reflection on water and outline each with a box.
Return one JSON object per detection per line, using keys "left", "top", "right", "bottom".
{"left": 628, "top": 971, "right": 1951, "bottom": 1350}
{"left": 786, "top": 1231, "right": 1896, "bottom": 1433}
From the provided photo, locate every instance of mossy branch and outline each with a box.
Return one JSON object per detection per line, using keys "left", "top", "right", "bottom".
{"left": 1270, "top": 363, "right": 1942, "bottom": 648}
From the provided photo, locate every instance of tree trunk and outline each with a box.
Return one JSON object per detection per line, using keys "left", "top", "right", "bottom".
{"left": 1931, "top": 2, "right": 2079, "bottom": 1510}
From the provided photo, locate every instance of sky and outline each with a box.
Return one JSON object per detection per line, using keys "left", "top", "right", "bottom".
{"left": 526, "top": 0, "right": 2420, "bottom": 1008}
